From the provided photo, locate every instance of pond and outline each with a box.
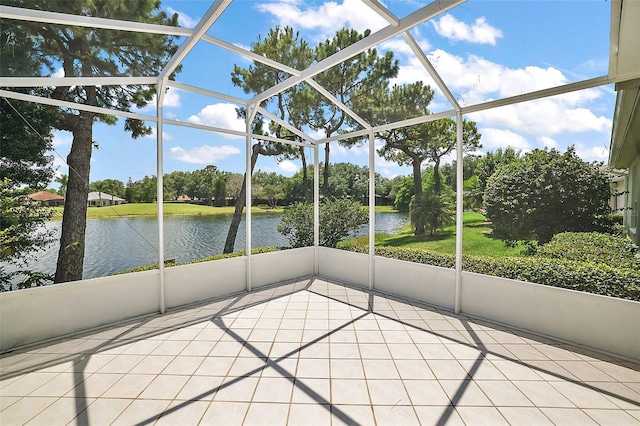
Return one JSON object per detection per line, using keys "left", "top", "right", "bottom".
{"left": 5, "top": 212, "right": 408, "bottom": 281}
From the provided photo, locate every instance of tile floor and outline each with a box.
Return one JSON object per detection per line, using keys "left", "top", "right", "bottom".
{"left": 1, "top": 277, "right": 639, "bottom": 425}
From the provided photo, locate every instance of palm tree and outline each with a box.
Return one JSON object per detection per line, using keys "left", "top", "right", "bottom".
{"left": 410, "top": 189, "right": 455, "bottom": 236}
{"left": 55, "top": 174, "right": 68, "bottom": 197}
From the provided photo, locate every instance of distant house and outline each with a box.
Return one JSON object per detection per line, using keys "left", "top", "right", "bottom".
{"left": 27, "top": 191, "right": 65, "bottom": 207}
{"left": 176, "top": 194, "right": 191, "bottom": 202}
{"left": 87, "top": 191, "right": 126, "bottom": 207}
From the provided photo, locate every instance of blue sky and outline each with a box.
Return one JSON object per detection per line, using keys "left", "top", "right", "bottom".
{"left": 48, "top": 0, "right": 615, "bottom": 186}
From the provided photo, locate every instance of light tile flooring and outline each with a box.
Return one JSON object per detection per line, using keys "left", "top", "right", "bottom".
{"left": 1, "top": 277, "right": 639, "bottom": 425}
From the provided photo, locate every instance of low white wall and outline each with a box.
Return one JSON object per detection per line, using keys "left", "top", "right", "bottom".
{"left": 0, "top": 270, "right": 160, "bottom": 351}
{"left": 318, "top": 247, "right": 369, "bottom": 288}
{"left": 165, "top": 257, "right": 246, "bottom": 309}
{"left": 251, "top": 247, "right": 314, "bottom": 289}
{"left": 375, "top": 256, "right": 455, "bottom": 310}
{"left": 461, "top": 271, "right": 640, "bottom": 360}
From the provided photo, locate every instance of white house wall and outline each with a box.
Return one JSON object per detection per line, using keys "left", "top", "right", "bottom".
{"left": 164, "top": 257, "right": 246, "bottom": 309}
{"left": 461, "top": 271, "right": 640, "bottom": 360}
{"left": 250, "top": 247, "right": 314, "bottom": 289}
{"left": 318, "top": 247, "right": 369, "bottom": 288}
{"left": 374, "top": 256, "right": 456, "bottom": 310}
{"left": 0, "top": 270, "right": 160, "bottom": 351}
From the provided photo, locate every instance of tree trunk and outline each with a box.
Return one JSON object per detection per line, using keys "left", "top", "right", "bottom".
{"left": 322, "top": 142, "right": 330, "bottom": 198}
{"left": 54, "top": 112, "right": 93, "bottom": 283}
{"left": 299, "top": 146, "right": 309, "bottom": 202}
{"left": 223, "top": 145, "right": 260, "bottom": 254}
{"left": 412, "top": 160, "right": 425, "bottom": 236}
{"left": 433, "top": 157, "right": 442, "bottom": 194}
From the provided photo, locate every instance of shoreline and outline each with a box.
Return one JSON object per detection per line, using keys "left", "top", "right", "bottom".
{"left": 49, "top": 204, "right": 400, "bottom": 220}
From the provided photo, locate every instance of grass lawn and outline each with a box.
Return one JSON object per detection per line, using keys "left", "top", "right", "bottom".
{"left": 51, "top": 203, "right": 284, "bottom": 218}
{"left": 343, "top": 211, "right": 524, "bottom": 258}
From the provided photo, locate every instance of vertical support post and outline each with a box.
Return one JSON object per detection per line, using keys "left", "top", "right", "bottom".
{"left": 246, "top": 105, "right": 255, "bottom": 292}
{"left": 314, "top": 144, "right": 320, "bottom": 275}
{"left": 454, "top": 110, "right": 464, "bottom": 314}
{"left": 157, "top": 80, "right": 166, "bottom": 314}
{"left": 368, "top": 130, "right": 375, "bottom": 291}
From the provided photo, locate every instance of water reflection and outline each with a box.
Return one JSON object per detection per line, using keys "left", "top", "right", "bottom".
{"left": 3, "top": 212, "right": 407, "bottom": 280}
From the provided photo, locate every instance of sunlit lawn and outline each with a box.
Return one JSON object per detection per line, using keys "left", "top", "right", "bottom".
{"left": 51, "top": 203, "right": 284, "bottom": 218}
{"left": 344, "top": 211, "right": 524, "bottom": 258}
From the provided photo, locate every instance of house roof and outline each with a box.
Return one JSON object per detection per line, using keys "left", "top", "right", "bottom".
{"left": 87, "top": 191, "right": 125, "bottom": 201}
{"left": 608, "top": 0, "right": 640, "bottom": 168}
{"left": 28, "top": 191, "right": 64, "bottom": 202}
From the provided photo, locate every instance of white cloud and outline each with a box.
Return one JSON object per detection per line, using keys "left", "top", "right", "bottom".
{"left": 166, "top": 7, "right": 199, "bottom": 28}
{"left": 574, "top": 143, "right": 609, "bottom": 162}
{"left": 539, "top": 136, "right": 558, "bottom": 149}
{"left": 187, "top": 103, "right": 245, "bottom": 139}
{"left": 278, "top": 159, "right": 300, "bottom": 173}
{"left": 471, "top": 100, "right": 611, "bottom": 136}
{"left": 257, "top": 0, "right": 388, "bottom": 40}
{"left": 432, "top": 14, "right": 503, "bottom": 45}
{"left": 51, "top": 67, "right": 65, "bottom": 78}
{"left": 52, "top": 132, "right": 72, "bottom": 149}
{"left": 479, "top": 128, "right": 530, "bottom": 151}
{"left": 169, "top": 145, "right": 241, "bottom": 164}
{"left": 163, "top": 88, "right": 181, "bottom": 108}
{"left": 143, "top": 127, "right": 172, "bottom": 141}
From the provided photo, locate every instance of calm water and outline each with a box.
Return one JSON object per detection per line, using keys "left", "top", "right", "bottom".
{"left": 5, "top": 212, "right": 407, "bottom": 280}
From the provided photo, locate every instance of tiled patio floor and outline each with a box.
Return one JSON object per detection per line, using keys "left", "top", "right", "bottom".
{"left": 1, "top": 277, "right": 639, "bottom": 425}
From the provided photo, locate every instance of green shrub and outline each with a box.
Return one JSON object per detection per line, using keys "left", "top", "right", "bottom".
{"left": 536, "top": 232, "right": 639, "bottom": 269}
{"left": 345, "top": 245, "right": 640, "bottom": 301}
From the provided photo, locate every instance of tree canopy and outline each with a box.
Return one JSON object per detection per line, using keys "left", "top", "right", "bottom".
{"left": 1, "top": 0, "right": 182, "bottom": 282}
{"left": 484, "top": 147, "right": 612, "bottom": 245}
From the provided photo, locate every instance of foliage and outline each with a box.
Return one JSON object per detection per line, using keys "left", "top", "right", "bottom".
{"left": 1, "top": 180, "right": 54, "bottom": 291}
{"left": 277, "top": 199, "right": 368, "bottom": 248}
{"left": 476, "top": 147, "right": 521, "bottom": 192}
{"left": 309, "top": 28, "right": 398, "bottom": 197}
{"left": 90, "top": 179, "right": 125, "bottom": 198}
{"left": 484, "top": 147, "right": 612, "bottom": 245}
{"left": 393, "top": 177, "right": 414, "bottom": 212}
{"left": 345, "top": 245, "right": 640, "bottom": 301}
{"left": 463, "top": 175, "right": 483, "bottom": 210}
{"left": 410, "top": 187, "right": 455, "bottom": 236}
{"left": 353, "top": 81, "right": 481, "bottom": 233}
{"left": 0, "top": 91, "right": 57, "bottom": 291}
{"left": 535, "top": 232, "right": 640, "bottom": 269}
{"left": 1, "top": 0, "right": 182, "bottom": 283}
{"left": 441, "top": 155, "right": 481, "bottom": 189}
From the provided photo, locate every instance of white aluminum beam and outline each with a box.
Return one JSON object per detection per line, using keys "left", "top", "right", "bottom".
{"left": 0, "top": 76, "right": 157, "bottom": 88}
{"left": 163, "top": 117, "right": 313, "bottom": 148}
{"left": 0, "top": 5, "right": 192, "bottom": 37}
{"left": 306, "top": 78, "right": 371, "bottom": 130}
{"left": 0, "top": 89, "right": 157, "bottom": 122}
{"left": 167, "top": 81, "right": 247, "bottom": 105}
{"left": 160, "top": 0, "right": 232, "bottom": 79}
{"left": 250, "top": 0, "right": 465, "bottom": 105}
{"left": 461, "top": 75, "right": 610, "bottom": 115}
{"left": 368, "top": 130, "right": 376, "bottom": 291}
{"left": 156, "top": 79, "right": 167, "bottom": 314}
{"left": 256, "top": 106, "right": 317, "bottom": 144}
{"left": 361, "top": 0, "right": 400, "bottom": 26}
{"left": 202, "top": 35, "right": 302, "bottom": 77}
{"left": 454, "top": 111, "right": 463, "bottom": 314}
{"left": 402, "top": 32, "right": 460, "bottom": 110}
{"left": 317, "top": 109, "right": 456, "bottom": 145}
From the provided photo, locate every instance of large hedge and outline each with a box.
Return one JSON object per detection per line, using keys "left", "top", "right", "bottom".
{"left": 347, "top": 245, "right": 640, "bottom": 301}
{"left": 535, "top": 232, "right": 639, "bottom": 270}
